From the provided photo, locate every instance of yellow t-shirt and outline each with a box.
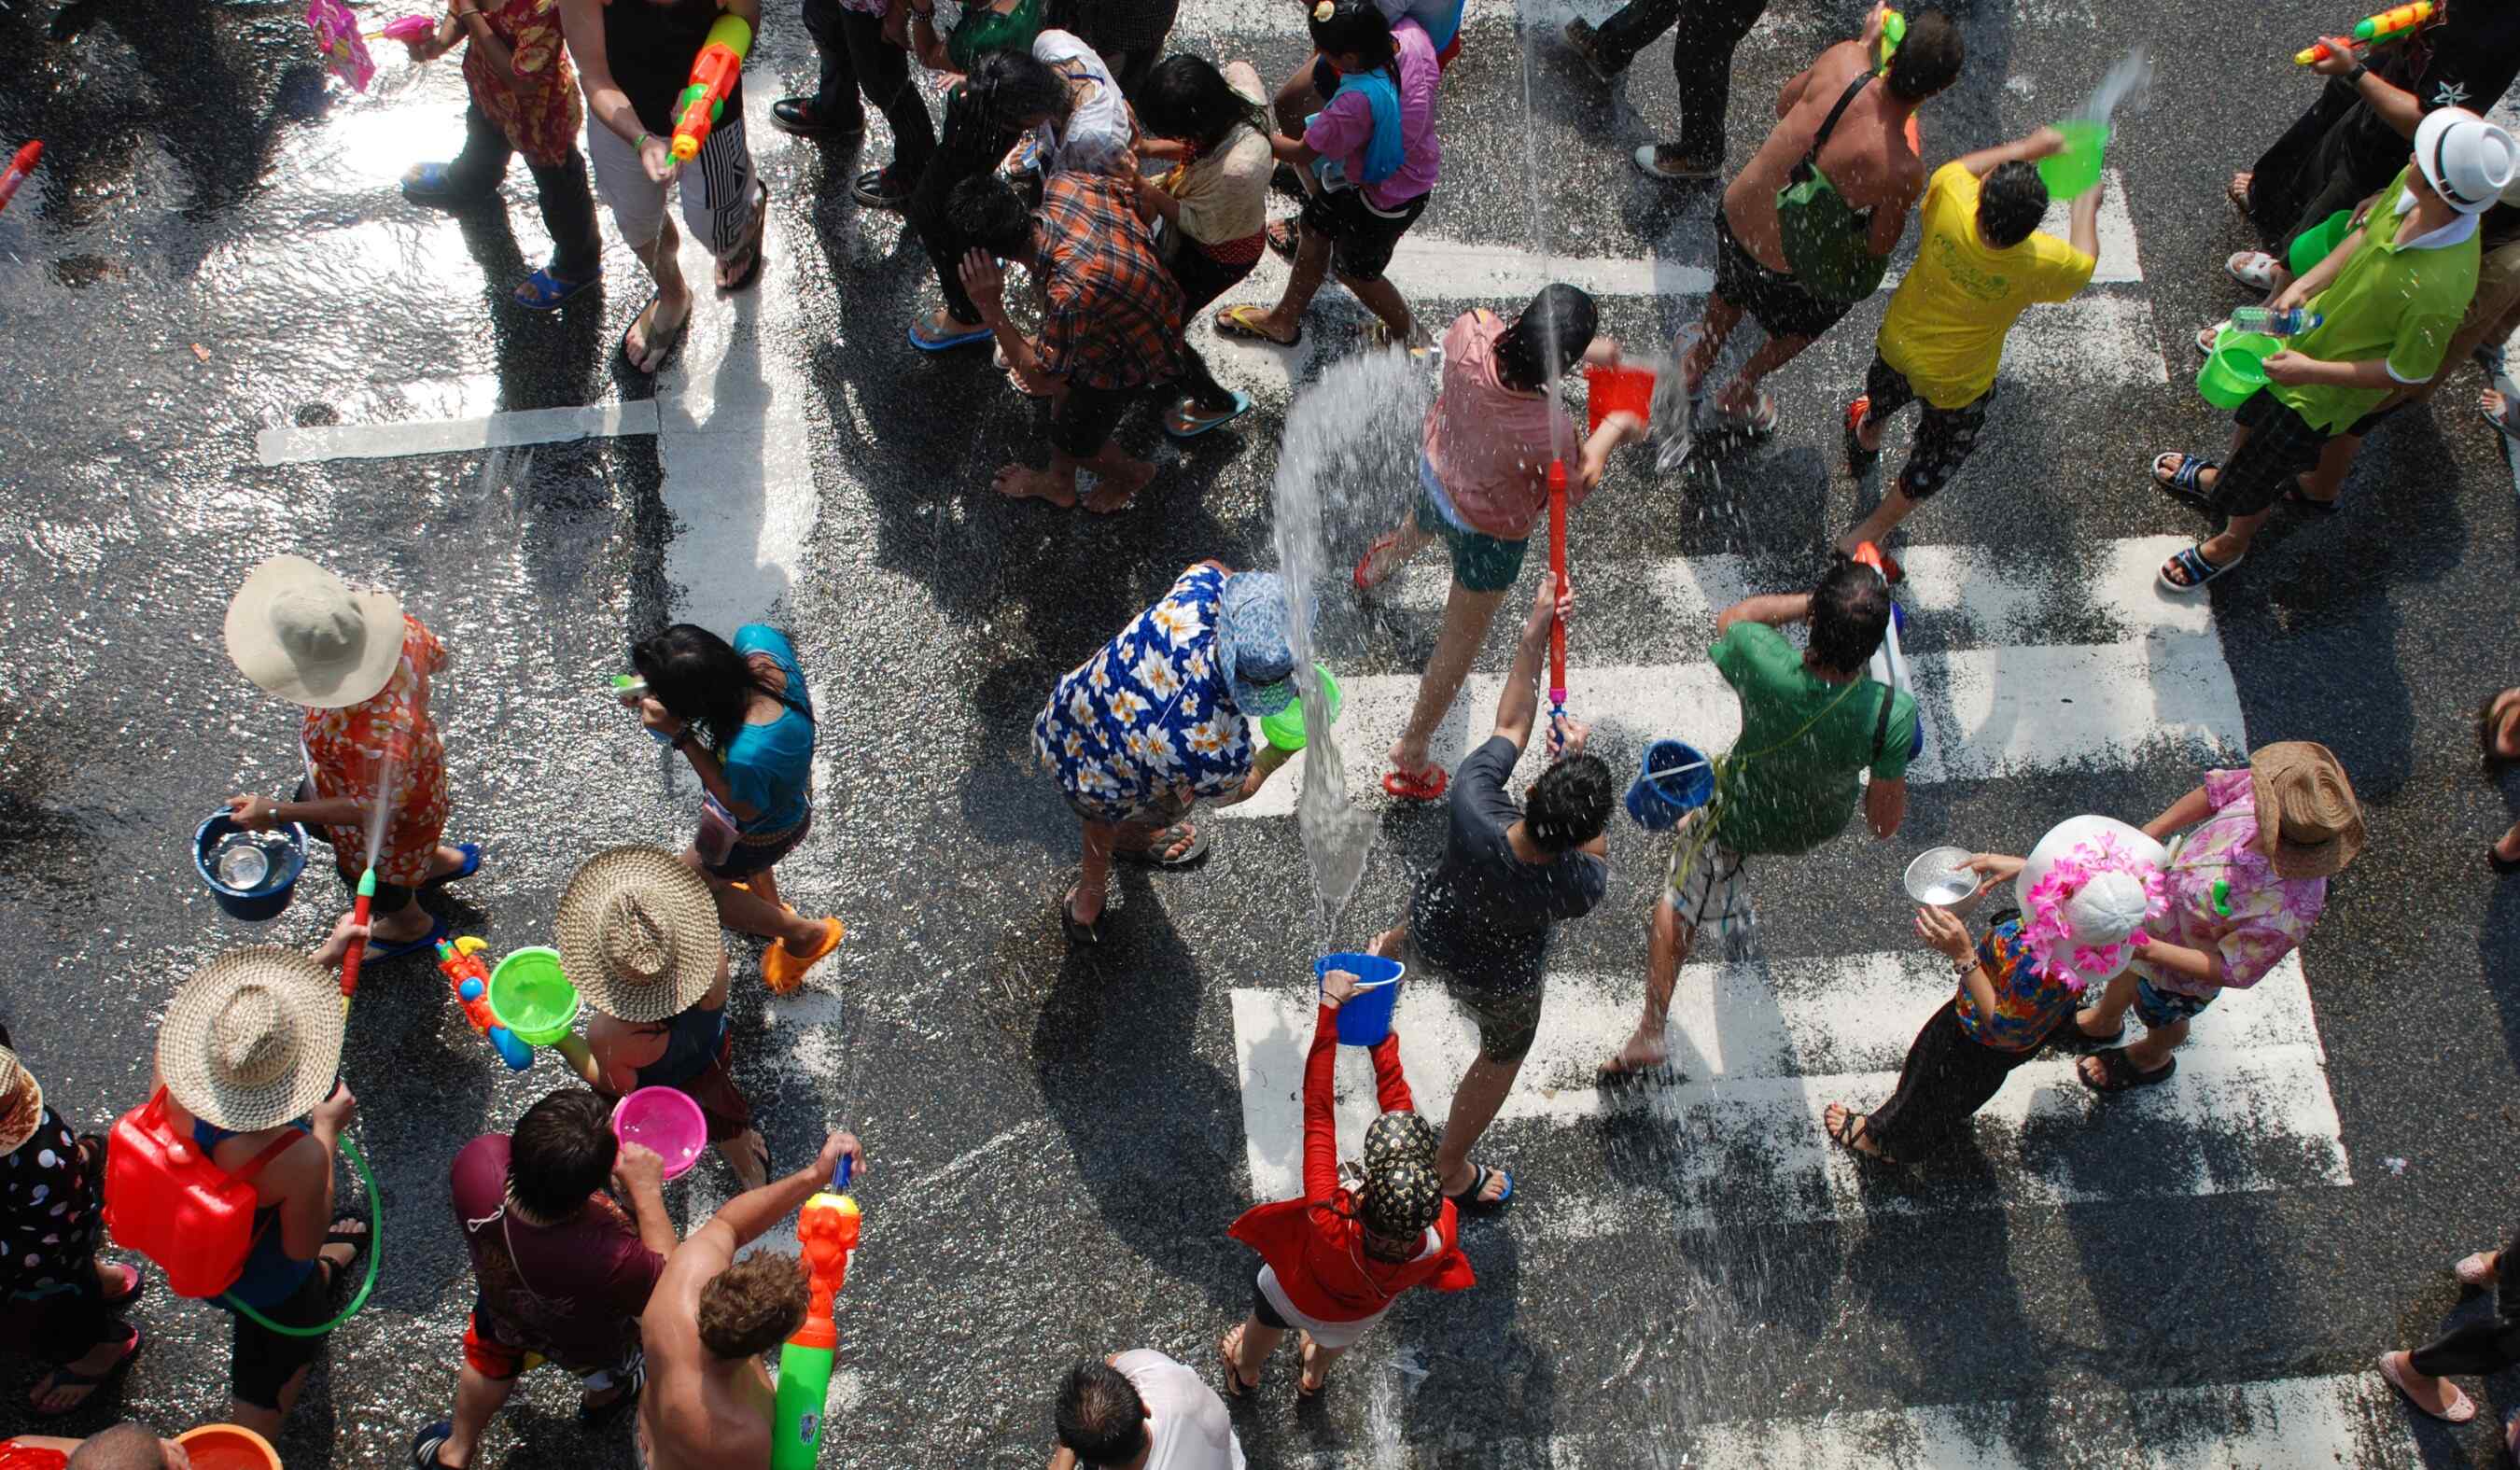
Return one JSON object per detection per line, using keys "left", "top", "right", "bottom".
{"left": 1878, "top": 162, "right": 2096, "bottom": 409}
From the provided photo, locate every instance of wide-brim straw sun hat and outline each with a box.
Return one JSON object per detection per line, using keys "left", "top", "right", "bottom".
{"left": 557, "top": 846, "right": 722, "bottom": 1023}
{"left": 224, "top": 554, "right": 405, "bottom": 710}
{"left": 2250, "top": 741, "right": 2365, "bottom": 880}
{"left": 0, "top": 1045, "right": 44, "bottom": 1155}
{"left": 158, "top": 947, "right": 346, "bottom": 1132}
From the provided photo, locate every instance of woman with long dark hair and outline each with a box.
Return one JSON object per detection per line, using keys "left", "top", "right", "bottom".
{"left": 903, "top": 2, "right": 1051, "bottom": 350}
{"left": 1130, "top": 54, "right": 1272, "bottom": 437}
{"left": 628, "top": 623, "right": 845, "bottom": 993}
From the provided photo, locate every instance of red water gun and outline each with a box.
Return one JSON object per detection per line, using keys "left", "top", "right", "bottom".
{"left": 1546, "top": 459, "right": 1569, "bottom": 747}
{"left": 0, "top": 142, "right": 38, "bottom": 217}
{"left": 437, "top": 937, "right": 532, "bottom": 1071}
{"left": 670, "top": 16, "right": 754, "bottom": 162}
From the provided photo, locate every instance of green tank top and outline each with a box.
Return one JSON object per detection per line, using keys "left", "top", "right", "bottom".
{"left": 947, "top": 0, "right": 1043, "bottom": 72}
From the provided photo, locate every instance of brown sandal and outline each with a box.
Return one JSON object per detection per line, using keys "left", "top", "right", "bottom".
{"left": 1216, "top": 1327, "right": 1261, "bottom": 1399}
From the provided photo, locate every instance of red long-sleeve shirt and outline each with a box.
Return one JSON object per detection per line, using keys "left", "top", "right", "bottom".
{"left": 1226, "top": 1004, "right": 1475, "bottom": 1323}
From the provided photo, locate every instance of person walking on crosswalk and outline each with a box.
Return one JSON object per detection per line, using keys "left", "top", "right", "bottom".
{"left": 2376, "top": 1239, "right": 2520, "bottom": 1440}
{"left": 1602, "top": 557, "right": 1914, "bottom": 1075}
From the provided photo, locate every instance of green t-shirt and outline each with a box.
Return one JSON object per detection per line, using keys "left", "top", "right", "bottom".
{"left": 2272, "top": 167, "right": 2480, "bottom": 434}
{"left": 1707, "top": 622, "right": 1916, "bottom": 857}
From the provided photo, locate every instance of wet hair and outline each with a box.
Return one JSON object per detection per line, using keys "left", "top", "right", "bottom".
{"left": 1309, "top": 0, "right": 1400, "bottom": 90}
{"left": 1883, "top": 8, "right": 1963, "bottom": 103}
{"left": 1977, "top": 161, "right": 2049, "bottom": 248}
{"left": 2483, "top": 691, "right": 2518, "bottom": 777}
{"left": 1809, "top": 555, "right": 1893, "bottom": 674}
{"left": 1495, "top": 284, "right": 1599, "bottom": 390}
{"left": 507, "top": 1088, "right": 618, "bottom": 1222}
{"left": 1526, "top": 753, "right": 1614, "bottom": 853}
{"left": 1054, "top": 1360, "right": 1149, "bottom": 1465}
{"left": 967, "top": 48, "right": 1071, "bottom": 133}
{"left": 948, "top": 175, "right": 1037, "bottom": 258}
{"left": 695, "top": 1252, "right": 809, "bottom": 1360}
{"left": 1136, "top": 55, "right": 1268, "bottom": 153}
{"left": 630, "top": 624, "right": 791, "bottom": 754}
{"left": 66, "top": 1425, "right": 169, "bottom": 1470}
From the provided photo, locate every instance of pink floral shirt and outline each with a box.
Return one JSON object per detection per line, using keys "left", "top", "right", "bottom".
{"left": 2137, "top": 768, "right": 2327, "bottom": 998}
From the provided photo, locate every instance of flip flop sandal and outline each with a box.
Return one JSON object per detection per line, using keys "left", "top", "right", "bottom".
{"left": 718, "top": 185, "right": 771, "bottom": 293}
{"left": 2078, "top": 1047, "right": 2177, "bottom": 1093}
{"left": 1164, "top": 390, "right": 1253, "bottom": 440}
{"left": 2282, "top": 484, "right": 2342, "bottom": 516}
{"left": 1213, "top": 304, "right": 1300, "bottom": 347}
{"left": 622, "top": 291, "right": 690, "bottom": 376}
{"left": 1444, "top": 1162, "right": 1515, "bottom": 1211}
{"left": 2047, "top": 1015, "right": 2125, "bottom": 1054}
{"left": 1826, "top": 1109, "right": 1885, "bottom": 1159}
{"left": 2150, "top": 453, "right": 2218, "bottom": 511}
{"left": 1059, "top": 896, "right": 1105, "bottom": 945}
{"left": 1264, "top": 217, "right": 1299, "bottom": 261}
{"left": 367, "top": 914, "right": 453, "bottom": 963}
{"left": 97, "top": 1259, "right": 145, "bottom": 1309}
{"left": 424, "top": 842, "right": 482, "bottom": 887}
{"left": 1843, "top": 395, "right": 1880, "bottom": 473}
{"left": 411, "top": 1420, "right": 458, "bottom": 1469}
{"left": 2192, "top": 318, "right": 2234, "bottom": 356}
{"left": 513, "top": 268, "right": 598, "bottom": 312}
{"left": 908, "top": 317, "right": 994, "bottom": 351}
{"left": 2158, "top": 544, "right": 2242, "bottom": 595}
{"left": 1115, "top": 823, "right": 1210, "bottom": 867}
{"left": 2226, "top": 251, "right": 2282, "bottom": 291}
{"left": 762, "top": 917, "right": 847, "bottom": 995}
{"left": 1216, "top": 1328, "right": 1260, "bottom": 1398}
{"left": 2377, "top": 1351, "right": 2476, "bottom": 1423}
{"left": 2455, "top": 1250, "right": 2502, "bottom": 1288}
{"left": 1381, "top": 765, "right": 1449, "bottom": 802}
{"left": 400, "top": 162, "right": 491, "bottom": 208}
{"left": 31, "top": 1324, "right": 143, "bottom": 1418}
{"left": 1295, "top": 1332, "right": 1327, "bottom": 1399}
{"left": 2479, "top": 394, "right": 2520, "bottom": 444}
{"left": 1354, "top": 530, "right": 1405, "bottom": 593}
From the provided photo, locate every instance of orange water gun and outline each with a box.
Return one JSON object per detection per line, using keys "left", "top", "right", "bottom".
{"left": 2296, "top": 1, "right": 2430, "bottom": 63}
{"left": 670, "top": 16, "right": 753, "bottom": 162}
{"left": 437, "top": 937, "right": 531, "bottom": 1071}
{"left": 771, "top": 1157, "right": 858, "bottom": 1468}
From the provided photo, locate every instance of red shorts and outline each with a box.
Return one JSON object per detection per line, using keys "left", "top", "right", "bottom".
{"left": 1437, "top": 35, "right": 1461, "bottom": 69}
{"left": 462, "top": 1309, "right": 544, "bottom": 1381}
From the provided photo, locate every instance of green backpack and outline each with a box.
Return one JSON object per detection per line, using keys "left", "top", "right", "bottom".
{"left": 1775, "top": 72, "right": 1892, "bottom": 302}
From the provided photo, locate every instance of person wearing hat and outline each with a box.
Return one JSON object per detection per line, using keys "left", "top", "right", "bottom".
{"left": 0, "top": 1034, "right": 147, "bottom": 1420}
{"left": 1029, "top": 562, "right": 1299, "bottom": 943}
{"left": 2032, "top": 744, "right": 2365, "bottom": 1093}
{"left": 2152, "top": 109, "right": 2511, "bottom": 594}
{"left": 148, "top": 920, "right": 372, "bottom": 1442}
{"left": 1825, "top": 817, "right": 2166, "bottom": 1161}
{"left": 1217, "top": 968, "right": 1474, "bottom": 1402}
{"left": 222, "top": 555, "right": 478, "bottom": 956}
{"left": 563, "top": 847, "right": 771, "bottom": 1191}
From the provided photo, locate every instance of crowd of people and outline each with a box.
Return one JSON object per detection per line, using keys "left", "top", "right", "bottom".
{"left": 8, "top": 0, "right": 2520, "bottom": 1465}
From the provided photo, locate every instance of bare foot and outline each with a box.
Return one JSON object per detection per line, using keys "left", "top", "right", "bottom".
{"left": 1065, "top": 883, "right": 1104, "bottom": 927}
{"left": 1297, "top": 1332, "right": 1329, "bottom": 1393}
{"left": 992, "top": 463, "right": 1079, "bottom": 508}
{"left": 370, "top": 905, "right": 433, "bottom": 945}
{"left": 2497, "top": 829, "right": 2520, "bottom": 863}
{"left": 1824, "top": 1101, "right": 1885, "bottom": 1158}
{"left": 1082, "top": 459, "right": 1156, "bottom": 514}
{"left": 317, "top": 1217, "right": 368, "bottom": 1283}
{"left": 2227, "top": 170, "right": 2252, "bottom": 208}
{"left": 1598, "top": 1030, "right": 1667, "bottom": 1076}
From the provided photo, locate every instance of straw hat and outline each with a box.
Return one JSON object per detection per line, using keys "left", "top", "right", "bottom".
{"left": 557, "top": 847, "right": 721, "bottom": 1023}
{"left": 158, "top": 948, "right": 347, "bottom": 1132}
{"left": 0, "top": 1045, "right": 44, "bottom": 1155}
{"left": 223, "top": 555, "right": 405, "bottom": 709}
{"left": 2015, "top": 815, "right": 2171, "bottom": 992}
{"left": 2250, "top": 742, "right": 2365, "bottom": 880}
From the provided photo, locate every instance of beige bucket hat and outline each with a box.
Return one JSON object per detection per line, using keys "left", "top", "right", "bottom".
{"left": 557, "top": 847, "right": 721, "bottom": 1023}
{"left": 2250, "top": 742, "right": 2366, "bottom": 880}
{"left": 224, "top": 555, "right": 404, "bottom": 709}
{"left": 158, "top": 947, "right": 346, "bottom": 1131}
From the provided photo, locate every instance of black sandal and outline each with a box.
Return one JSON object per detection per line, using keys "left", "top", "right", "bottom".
{"left": 1114, "top": 822, "right": 1209, "bottom": 868}
{"left": 2078, "top": 1047, "right": 2176, "bottom": 1094}
{"left": 2047, "top": 1011, "right": 2125, "bottom": 1054}
{"left": 1264, "top": 217, "right": 1299, "bottom": 262}
{"left": 1444, "top": 1163, "right": 1515, "bottom": 1211}
{"left": 1216, "top": 1328, "right": 1260, "bottom": 1398}
{"left": 1059, "top": 894, "right": 1104, "bottom": 946}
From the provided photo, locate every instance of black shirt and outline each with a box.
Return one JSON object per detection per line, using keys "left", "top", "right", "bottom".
{"left": 605, "top": 0, "right": 748, "bottom": 139}
{"left": 1407, "top": 736, "right": 1610, "bottom": 991}
{"left": 2337, "top": 11, "right": 2520, "bottom": 192}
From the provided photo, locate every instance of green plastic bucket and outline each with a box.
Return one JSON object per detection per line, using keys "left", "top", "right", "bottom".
{"left": 488, "top": 945, "right": 581, "bottom": 1047}
{"left": 2196, "top": 329, "right": 2279, "bottom": 411}
{"left": 1261, "top": 665, "right": 1341, "bottom": 753}
{"left": 2037, "top": 119, "right": 2109, "bottom": 200}
{"left": 2287, "top": 208, "right": 2353, "bottom": 277}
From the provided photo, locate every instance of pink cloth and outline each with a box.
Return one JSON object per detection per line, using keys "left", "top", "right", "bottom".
{"left": 1301, "top": 19, "right": 1442, "bottom": 213}
{"left": 1421, "top": 309, "right": 1586, "bottom": 539}
{"left": 2140, "top": 768, "right": 2328, "bottom": 998}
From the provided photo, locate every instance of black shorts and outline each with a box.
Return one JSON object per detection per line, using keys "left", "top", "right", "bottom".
{"left": 2216, "top": 391, "right": 2334, "bottom": 518}
{"left": 1861, "top": 356, "right": 1995, "bottom": 501}
{"left": 1049, "top": 381, "right": 1143, "bottom": 458}
{"left": 1252, "top": 1278, "right": 1294, "bottom": 1330}
{"left": 1714, "top": 211, "right": 1855, "bottom": 343}
{"left": 230, "top": 1265, "right": 330, "bottom": 1410}
{"left": 1298, "top": 186, "right": 1428, "bottom": 284}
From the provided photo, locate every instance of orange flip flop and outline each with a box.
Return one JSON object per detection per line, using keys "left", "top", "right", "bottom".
{"left": 1381, "top": 765, "right": 1449, "bottom": 802}
{"left": 762, "top": 917, "right": 845, "bottom": 995}
{"left": 1354, "top": 531, "right": 1404, "bottom": 593}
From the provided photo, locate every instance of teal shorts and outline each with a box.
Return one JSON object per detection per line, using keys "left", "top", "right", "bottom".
{"left": 1414, "top": 464, "right": 1529, "bottom": 594}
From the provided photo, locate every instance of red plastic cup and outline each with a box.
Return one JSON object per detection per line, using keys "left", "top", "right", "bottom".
{"left": 1584, "top": 364, "right": 1657, "bottom": 434}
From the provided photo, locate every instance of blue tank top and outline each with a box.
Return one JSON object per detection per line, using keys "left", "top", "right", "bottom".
{"left": 635, "top": 1005, "right": 729, "bottom": 1092}
{"left": 190, "top": 1118, "right": 317, "bottom": 1308}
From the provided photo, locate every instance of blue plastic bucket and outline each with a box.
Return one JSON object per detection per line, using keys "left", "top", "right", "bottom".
{"left": 1317, "top": 952, "right": 1405, "bottom": 1045}
{"left": 1625, "top": 739, "right": 1713, "bottom": 831}
{"left": 194, "top": 812, "right": 308, "bottom": 922}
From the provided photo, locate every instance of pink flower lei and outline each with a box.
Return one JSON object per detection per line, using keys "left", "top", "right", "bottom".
{"left": 2017, "top": 830, "right": 2167, "bottom": 993}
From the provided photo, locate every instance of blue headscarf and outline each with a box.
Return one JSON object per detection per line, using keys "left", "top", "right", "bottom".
{"left": 1308, "top": 65, "right": 1403, "bottom": 190}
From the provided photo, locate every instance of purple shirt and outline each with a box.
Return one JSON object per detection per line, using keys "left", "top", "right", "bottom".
{"left": 451, "top": 1135, "right": 665, "bottom": 1370}
{"left": 1302, "top": 18, "right": 1442, "bottom": 213}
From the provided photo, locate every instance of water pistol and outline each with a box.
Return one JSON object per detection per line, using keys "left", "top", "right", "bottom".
{"left": 1874, "top": 6, "right": 1907, "bottom": 71}
{"left": 1546, "top": 460, "right": 1569, "bottom": 720}
{"left": 0, "top": 142, "right": 39, "bottom": 217}
{"left": 771, "top": 1156, "right": 859, "bottom": 1469}
{"left": 670, "top": 16, "right": 753, "bottom": 163}
{"left": 368, "top": 14, "right": 436, "bottom": 42}
{"left": 438, "top": 938, "right": 532, "bottom": 1071}
{"left": 339, "top": 866, "right": 375, "bottom": 1013}
{"left": 2295, "top": 1, "right": 2430, "bottom": 64}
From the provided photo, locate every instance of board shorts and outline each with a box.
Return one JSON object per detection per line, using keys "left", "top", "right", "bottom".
{"left": 1859, "top": 356, "right": 1995, "bottom": 501}
{"left": 1300, "top": 185, "right": 1429, "bottom": 284}
{"left": 588, "top": 112, "right": 761, "bottom": 256}
{"left": 1714, "top": 209, "right": 1855, "bottom": 343}
{"left": 2131, "top": 973, "right": 2217, "bottom": 1029}
{"left": 1663, "top": 809, "right": 1751, "bottom": 937}
{"left": 1415, "top": 457, "right": 1529, "bottom": 594}
{"left": 1388, "top": 926, "right": 1544, "bottom": 1065}
{"left": 1254, "top": 1265, "right": 1391, "bottom": 1350}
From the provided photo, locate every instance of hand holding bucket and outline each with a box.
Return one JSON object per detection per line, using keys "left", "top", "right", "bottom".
{"left": 1315, "top": 953, "right": 1404, "bottom": 1045}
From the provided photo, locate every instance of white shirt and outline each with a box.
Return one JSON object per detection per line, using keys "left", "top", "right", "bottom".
{"left": 1031, "top": 30, "right": 1134, "bottom": 178}
{"left": 1113, "top": 1350, "right": 1247, "bottom": 1470}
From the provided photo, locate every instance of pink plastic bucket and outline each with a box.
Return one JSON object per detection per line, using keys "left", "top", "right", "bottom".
{"left": 612, "top": 1087, "right": 707, "bottom": 1181}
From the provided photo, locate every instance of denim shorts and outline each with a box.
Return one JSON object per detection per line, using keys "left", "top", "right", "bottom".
{"left": 2133, "top": 974, "right": 2216, "bottom": 1029}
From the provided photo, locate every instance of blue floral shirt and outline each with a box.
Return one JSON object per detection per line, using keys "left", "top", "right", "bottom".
{"left": 1032, "top": 567, "right": 1255, "bottom": 821}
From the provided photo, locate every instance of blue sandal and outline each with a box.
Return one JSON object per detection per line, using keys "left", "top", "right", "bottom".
{"left": 2159, "top": 542, "right": 2244, "bottom": 595}
{"left": 512, "top": 268, "right": 597, "bottom": 312}
{"left": 1165, "top": 390, "right": 1253, "bottom": 440}
{"left": 423, "top": 842, "right": 480, "bottom": 888}
{"left": 365, "top": 914, "right": 452, "bottom": 963}
{"left": 400, "top": 162, "right": 489, "bottom": 208}
{"left": 908, "top": 317, "right": 993, "bottom": 352}
{"left": 2150, "top": 452, "right": 2219, "bottom": 513}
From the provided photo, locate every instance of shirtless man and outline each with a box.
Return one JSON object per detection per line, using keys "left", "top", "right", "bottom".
{"left": 1678, "top": 4, "right": 1962, "bottom": 430}
{"left": 637, "top": 1129, "right": 865, "bottom": 1470}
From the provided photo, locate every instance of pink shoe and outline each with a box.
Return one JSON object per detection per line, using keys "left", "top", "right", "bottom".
{"left": 2377, "top": 1351, "right": 2476, "bottom": 1423}
{"left": 2455, "top": 1251, "right": 2500, "bottom": 1289}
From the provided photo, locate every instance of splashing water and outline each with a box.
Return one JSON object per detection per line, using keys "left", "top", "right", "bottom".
{"left": 1269, "top": 351, "right": 1431, "bottom": 936}
{"left": 2076, "top": 46, "right": 2155, "bottom": 127}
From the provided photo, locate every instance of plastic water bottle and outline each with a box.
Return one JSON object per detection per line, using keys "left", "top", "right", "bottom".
{"left": 2232, "top": 306, "right": 2322, "bottom": 337}
{"left": 611, "top": 675, "right": 672, "bottom": 744}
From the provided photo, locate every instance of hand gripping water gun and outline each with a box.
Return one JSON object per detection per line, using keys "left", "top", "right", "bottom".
{"left": 2295, "top": 1, "right": 2430, "bottom": 64}
{"left": 439, "top": 938, "right": 533, "bottom": 1071}
{"left": 338, "top": 867, "right": 374, "bottom": 1015}
{"left": 370, "top": 14, "right": 436, "bottom": 42}
{"left": 772, "top": 1157, "right": 859, "bottom": 1469}
{"left": 0, "top": 142, "right": 39, "bottom": 217}
{"left": 670, "top": 16, "right": 754, "bottom": 162}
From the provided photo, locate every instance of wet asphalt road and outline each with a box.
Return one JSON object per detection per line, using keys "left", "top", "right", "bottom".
{"left": 4, "top": 0, "right": 2520, "bottom": 1465}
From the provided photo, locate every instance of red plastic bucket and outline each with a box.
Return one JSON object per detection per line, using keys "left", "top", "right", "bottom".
{"left": 1584, "top": 364, "right": 1657, "bottom": 434}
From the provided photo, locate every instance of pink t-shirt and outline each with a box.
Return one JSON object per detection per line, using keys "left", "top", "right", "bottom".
{"left": 1421, "top": 309, "right": 1586, "bottom": 540}
{"left": 1302, "top": 18, "right": 1442, "bottom": 213}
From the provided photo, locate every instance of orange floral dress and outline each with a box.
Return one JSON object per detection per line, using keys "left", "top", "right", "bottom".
{"left": 301, "top": 615, "right": 451, "bottom": 888}
{"left": 461, "top": 0, "right": 583, "bottom": 169}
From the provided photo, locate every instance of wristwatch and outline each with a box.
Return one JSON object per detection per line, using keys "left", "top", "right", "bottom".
{"left": 2346, "top": 61, "right": 2372, "bottom": 84}
{"left": 1952, "top": 952, "right": 1979, "bottom": 978}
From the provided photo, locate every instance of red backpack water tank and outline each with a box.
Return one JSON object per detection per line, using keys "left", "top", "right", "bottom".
{"left": 103, "top": 1090, "right": 293, "bottom": 1299}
